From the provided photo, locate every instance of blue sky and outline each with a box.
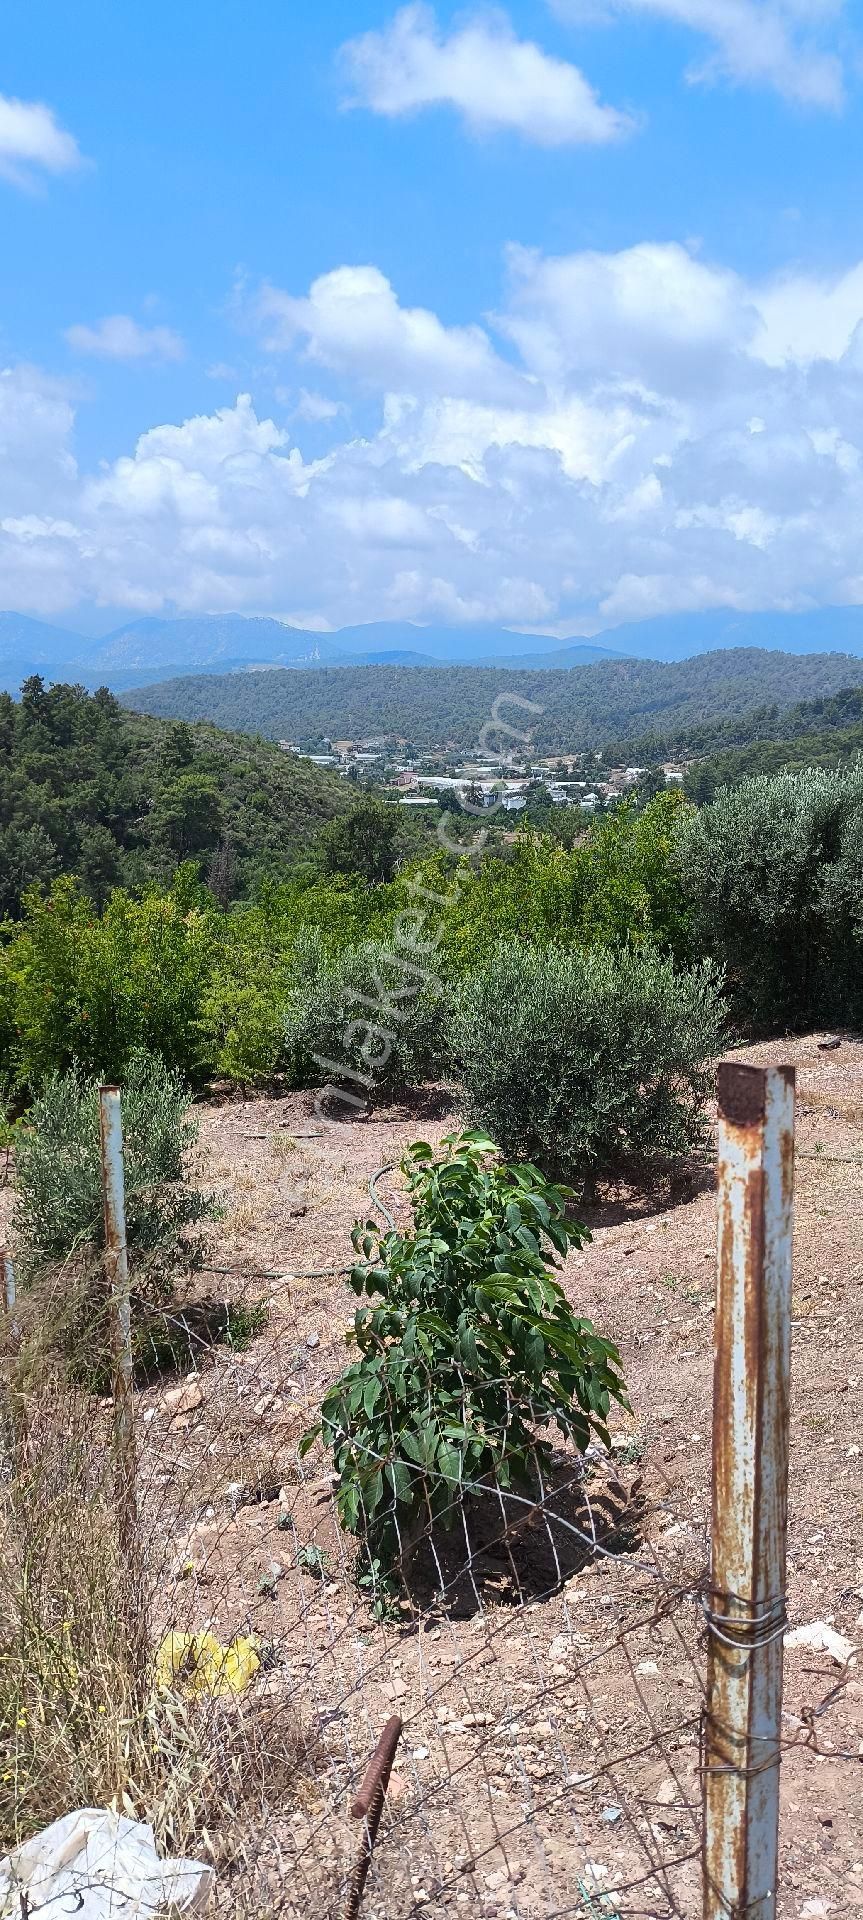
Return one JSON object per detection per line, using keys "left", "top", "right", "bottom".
{"left": 3, "top": 0, "right": 863, "bottom": 634}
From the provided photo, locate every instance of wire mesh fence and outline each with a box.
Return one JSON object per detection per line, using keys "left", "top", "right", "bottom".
{"left": 1, "top": 1072, "right": 860, "bottom": 1920}
{"left": 2, "top": 1235, "right": 711, "bottom": 1920}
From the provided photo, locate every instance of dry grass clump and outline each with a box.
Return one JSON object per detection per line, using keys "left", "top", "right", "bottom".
{"left": 800, "top": 1083, "right": 863, "bottom": 1125}
{"left": 0, "top": 1371, "right": 312, "bottom": 1875}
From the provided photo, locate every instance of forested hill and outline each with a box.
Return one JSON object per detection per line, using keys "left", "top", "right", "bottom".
{"left": 124, "top": 648, "right": 863, "bottom": 753}
{"left": 601, "top": 683, "right": 863, "bottom": 765}
{"left": 0, "top": 678, "right": 351, "bottom": 916}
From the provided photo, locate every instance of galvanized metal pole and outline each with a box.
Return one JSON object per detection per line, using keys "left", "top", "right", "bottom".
{"left": 703, "top": 1060, "right": 795, "bottom": 1920}
{"left": 0, "top": 1251, "right": 15, "bottom": 1328}
{"left": 1, "top": 1247, "right": 22, "bottom": 1469}
{"left": 1, "top": 1247, "right": 15, "bottom": 1320}
{"left": 99, "top": 1085, "right": 146, "bottom": 1674}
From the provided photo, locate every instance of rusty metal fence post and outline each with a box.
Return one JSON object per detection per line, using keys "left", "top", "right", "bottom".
{"left": 703, "top": 1060, "right": 795, "bottom": 1920}
{"left": 99, "top": 1085, "right": 147, "bottom": 1674}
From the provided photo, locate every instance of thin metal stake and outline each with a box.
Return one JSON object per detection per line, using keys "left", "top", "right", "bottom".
{"left": 1, "top": 1246, "right": 23, "bottom": 1469}
{"left": 1, "top": 1247, "right": 15, "bottom": 1320}
{"left": 99, "top": 1085, "right": 147, "bottom": 1676}
{"left": 1, "top": 1247, "right": 18, "bottom": 1352}
{"left": 703, "top": 1061, "right": 795, "bottom": 1920}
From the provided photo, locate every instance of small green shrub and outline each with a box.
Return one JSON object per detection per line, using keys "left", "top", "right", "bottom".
{"left": 284, "top": 931, "right": 448, "bottom": 1103}
{"left": 12, "top": 1051, "right": 219, "bottom": 1370}
{"left": 304, "top": 1132, "right": 627, "bottom": 1609}
{"left": 0, "top": 1093, "right": 22, "bottom": 1187}
{"left": 450, "top": 942, "right": 726, "bottom": 1186}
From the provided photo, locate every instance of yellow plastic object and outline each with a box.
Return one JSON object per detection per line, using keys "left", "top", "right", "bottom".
{"left": 154, "top": 1630, "right": 261, "bottom": 1699}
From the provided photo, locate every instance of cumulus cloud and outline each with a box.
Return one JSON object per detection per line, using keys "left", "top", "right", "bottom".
{"left": 0, "top": 92, "right": 83, "bottom": 190}
{"left": 340, "top": 3, "right": 634, "bottom": 145}
{"left": 65, "top": 315, "right": 185, "bottom": 363}
{"left": 257, "top": 262, "right": 529, "bottom": 403}
{"left": 750, "top": 261, "right": 863, "bottom": 364}
{"left": 550, "top": 0, "right": 844, "bottom": 108}
{"left": 498, "top": 240, "right": 753, "bottom": 392}
{"left": 7, "top": 241, "right": 863, "bottom": 628}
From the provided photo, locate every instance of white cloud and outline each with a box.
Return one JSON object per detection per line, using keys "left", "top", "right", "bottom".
{"left": 65, "top": 315, "right": 185, "bottom": 363}
{"left": 340, "top": 3, "right": 634, "bottom": 145}
{"left": 8, "top": 240, "right": 863, "bottom": 630}
{"left": 327, "top": 494, "right": 436, "bottom": 545}
{"left": 295, "top": 388, "right": 345, "bottom": 422}
{"left": 0, "top": 93, "right": 83, "bottom": 189}
{"left": 551, "top": 0, "right": 844, "bottom": 108}
{"left": 750, "top": 262, "right": 863, "bottom": 364}
{"left": 0, "top": 365, "right": 78, "bottom": 510}
{"left": 499, "top": 240, "right": 752, "bottom": 390}
{"left": 257, "top": 263, "right": 528, "bottom": 403}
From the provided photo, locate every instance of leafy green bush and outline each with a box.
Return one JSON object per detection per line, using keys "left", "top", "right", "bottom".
{"left": 284, "top": 931, "right": 448, "bottom": 1103}
{"left": 304, "top": 1132, "right": 627, "bottom": 1608}
{"left": 1, "top": 878, "right": 218, "bottom": 1091}
{"left": 450, "top": 942, "right": 725, "bottom": 1185}
{"left": 429, "top": 792, "right": 691, "bottom": 977}
{"left": 12, "top": 1051, "right": 219, "bottom": 1366}
{"left": 573, "top": 790, "right": 691, "bottom": 958}
{"left": 198, "top": 876, "right": 406, "bottom": 1085}
{"left": 199, "top": 905, "right": 295, "bottom": 1085}
{"left": 674, "top": 762, "right": 863, "bottom": 1031}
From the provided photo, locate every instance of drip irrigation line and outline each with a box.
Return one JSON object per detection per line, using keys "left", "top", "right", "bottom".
{"left": 367, "top": 1162, "right": 397, "bottom": 1232}
{"left": 201, "top": 1262, "right": 352, "bottom": 1281}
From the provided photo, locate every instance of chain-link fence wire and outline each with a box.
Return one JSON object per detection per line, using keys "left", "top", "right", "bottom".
{"left": 1, "top": 1206, "right": 858, "bottom": 1920}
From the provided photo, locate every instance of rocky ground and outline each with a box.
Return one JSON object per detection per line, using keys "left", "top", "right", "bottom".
{"left": 3, "top": 1036, "right": 861, "bottom": 1919}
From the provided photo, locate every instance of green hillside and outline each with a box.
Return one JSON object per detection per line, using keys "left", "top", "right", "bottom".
{"left": 123, "top": 649, "right": 863, "bottom": 754}
{"left": 0, "top": 677, "right": 351, "bottom": 916}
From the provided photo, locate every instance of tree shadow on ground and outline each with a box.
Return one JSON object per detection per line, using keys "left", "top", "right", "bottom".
{"left": 399, "top": 1455, "right": 646, "bottom": 1621}
{"left": 578, "top": 1156, "right": 715, "bottom": 1231}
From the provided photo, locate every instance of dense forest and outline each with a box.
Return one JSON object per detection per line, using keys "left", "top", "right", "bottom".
{"left": 124, "top": 649, "right": 863, "bottom": 754}
{"left": 602, "top": 684, "right": 863, "bottom": 769}
{"left": 0, "top": 677, "right": 351, "bottom": 916}
{"left": 682, "top": 721, "right": 863, "bottom": 798}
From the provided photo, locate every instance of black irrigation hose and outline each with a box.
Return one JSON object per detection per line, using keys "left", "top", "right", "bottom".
{"left": 367, "top": 1163, "right": 397, "bottom": 1232}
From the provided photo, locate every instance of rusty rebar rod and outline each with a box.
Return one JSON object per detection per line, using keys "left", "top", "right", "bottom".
{"left": 702, "top": 1061, "right": 795, "bottom": 1920}
{"left": 344, "top": 1715, "right": 403, "bottom": 1920}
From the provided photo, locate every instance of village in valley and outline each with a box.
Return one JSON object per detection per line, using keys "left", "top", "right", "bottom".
{"left": 280, "top": 735, "right": 686, "bottom": 816}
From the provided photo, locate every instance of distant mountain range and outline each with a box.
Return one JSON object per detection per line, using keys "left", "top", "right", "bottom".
{"left": 4, "top": 603, "right": 863, "bottom": 694}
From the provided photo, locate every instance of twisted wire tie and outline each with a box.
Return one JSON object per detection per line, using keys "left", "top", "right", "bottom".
{"left": 698, "top": 1588, "right": 788, "bottom": 1652}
